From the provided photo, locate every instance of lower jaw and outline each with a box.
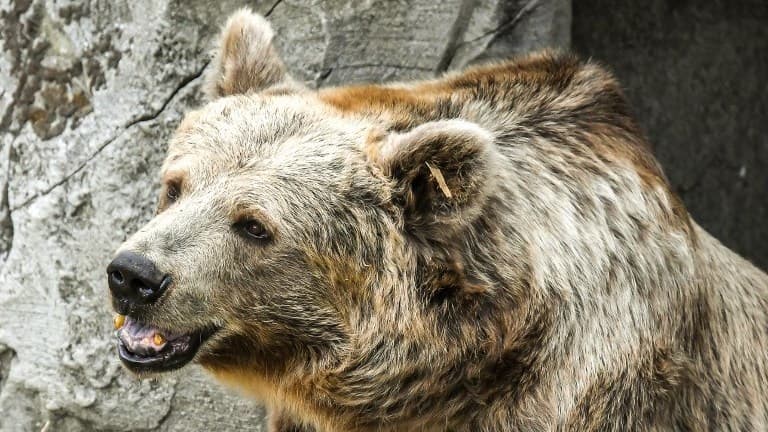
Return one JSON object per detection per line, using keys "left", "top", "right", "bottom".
{"left": 117, "top": 328, "right": 217, "bottom": 373}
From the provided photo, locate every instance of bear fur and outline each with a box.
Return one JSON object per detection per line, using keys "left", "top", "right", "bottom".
{"left": 112, "top": 9, "right": 768, "bottom": 432}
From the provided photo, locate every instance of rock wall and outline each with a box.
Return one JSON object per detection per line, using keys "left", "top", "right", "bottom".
{"left": 0, "top": 0, "right": 570, "bottom": 430}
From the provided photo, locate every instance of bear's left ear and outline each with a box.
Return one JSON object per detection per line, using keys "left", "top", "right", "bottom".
{"left": 203, "top": 9, "right": 301, "bottom": 99}
{"left": 371, "top": 120, "right": 497, "bottom": 237}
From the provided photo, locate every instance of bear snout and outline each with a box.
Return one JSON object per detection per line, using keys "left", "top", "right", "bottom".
{"left": 107, "top": 251, "right": 172, "bottom": 314}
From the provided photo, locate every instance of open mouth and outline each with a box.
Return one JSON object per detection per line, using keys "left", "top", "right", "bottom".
{"left": 115, "top": 315, "right": 216, "bottom": 373}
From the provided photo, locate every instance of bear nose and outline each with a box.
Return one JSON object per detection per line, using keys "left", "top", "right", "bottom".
{"left": 107, "top": 251, "right": 170, "bottom": 313}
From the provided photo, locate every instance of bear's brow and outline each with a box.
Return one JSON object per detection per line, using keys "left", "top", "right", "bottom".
{"left": 162, "top": 165, "right": 188, "bottom": 182}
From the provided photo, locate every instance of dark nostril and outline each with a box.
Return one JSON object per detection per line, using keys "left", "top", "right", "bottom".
{"left": 110, "top": 271, "right": 124, "bottom": 284}
{"left": 107, "top": 251, "right": 170, "bottom": 308}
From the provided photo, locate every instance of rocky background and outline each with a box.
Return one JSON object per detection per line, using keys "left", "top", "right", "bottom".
{"left": 0, "top": 0, "right": 764, "bottom": 431}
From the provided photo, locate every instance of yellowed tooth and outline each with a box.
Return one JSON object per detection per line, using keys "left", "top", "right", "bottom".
{"left": 153, "top": 333, "right": 166, "bottom": 346}
{"left": 113, "top": 314, "right": 125, "bottom": 330}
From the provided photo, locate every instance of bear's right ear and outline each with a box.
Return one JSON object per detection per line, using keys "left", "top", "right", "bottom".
{"left": 203, "top": 9, "right": 300, "bottom": 99}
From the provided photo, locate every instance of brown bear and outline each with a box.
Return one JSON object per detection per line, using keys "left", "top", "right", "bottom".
{"left": 106, "top": 9, "right": 768, "bottom": 432}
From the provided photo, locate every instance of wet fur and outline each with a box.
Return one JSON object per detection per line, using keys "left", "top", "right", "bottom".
{"left": 115, "top": 9, "right": 768, "bottom": 432}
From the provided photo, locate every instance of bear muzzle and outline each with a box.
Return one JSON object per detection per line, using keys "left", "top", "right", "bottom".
{"left": 107, "top": 251, "right": 171, "bottom": 314}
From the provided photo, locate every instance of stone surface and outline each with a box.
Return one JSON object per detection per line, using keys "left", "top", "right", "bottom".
{"left": 0, "top": 0, "right": 569, "bottom": 430}
{"left": 573, "top": 0, "right": 768, "bottom": 271}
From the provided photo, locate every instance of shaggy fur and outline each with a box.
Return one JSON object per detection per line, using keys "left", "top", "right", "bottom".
{"left": 113, "top": 9, "right": 768, "bottom": 432}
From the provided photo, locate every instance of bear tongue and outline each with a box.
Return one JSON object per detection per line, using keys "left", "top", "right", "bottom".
{"left": 118, "top": 316, "right": 174, "bottom": 356}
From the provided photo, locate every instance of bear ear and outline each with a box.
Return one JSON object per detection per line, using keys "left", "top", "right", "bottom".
{"left": 372, "top": 120, "right": 496, "bottom": 237}
{"left": 203, "top": 9, "right": 300, "bottom": 99}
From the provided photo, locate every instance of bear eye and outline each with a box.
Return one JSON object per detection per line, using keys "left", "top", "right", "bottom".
{"left": 166, "top": 183, "right": 180, "bottom": 203}
{"left": 236, "top": 219, "right": 270, "bottom": 241}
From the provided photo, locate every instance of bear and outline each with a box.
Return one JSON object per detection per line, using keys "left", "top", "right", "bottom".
{"left": 106, "top": 9, "right": 768, "bottom": 432}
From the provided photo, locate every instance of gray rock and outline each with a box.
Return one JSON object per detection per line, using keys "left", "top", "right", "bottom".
{"left": 0, "top": 0, "right": 569, "bottom": 430}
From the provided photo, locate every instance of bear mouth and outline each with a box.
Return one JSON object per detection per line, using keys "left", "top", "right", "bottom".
{"left": 115, "top": 315, "right": 217, "bottom": 373}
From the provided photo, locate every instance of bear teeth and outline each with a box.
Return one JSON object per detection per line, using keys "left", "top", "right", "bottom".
{"left": 153, "top": 333, "right": 166, "bottom": 345}
{"left": 114, "top": 314, "right": 125, "bottom": 330}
